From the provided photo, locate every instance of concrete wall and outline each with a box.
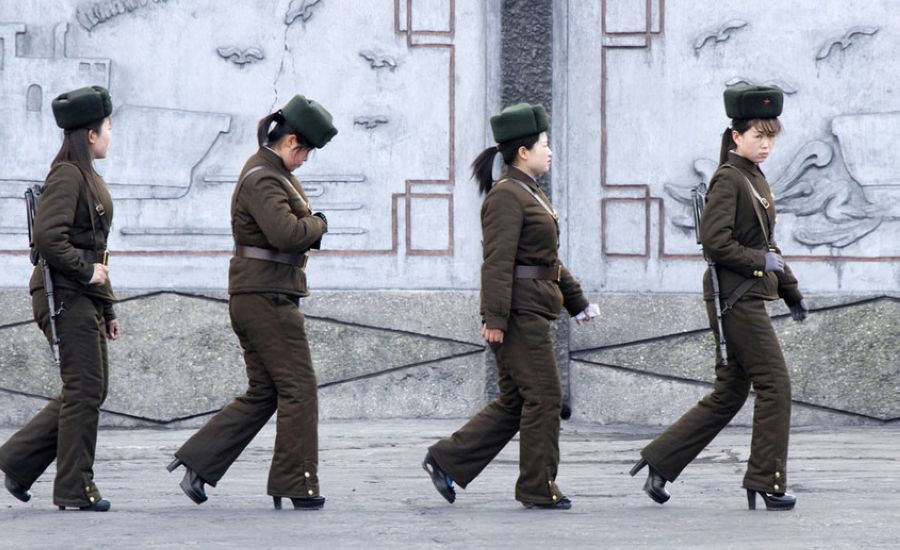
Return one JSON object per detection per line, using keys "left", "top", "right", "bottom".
{"left": 0, "top": 1, "right": 896, "bottom": 428}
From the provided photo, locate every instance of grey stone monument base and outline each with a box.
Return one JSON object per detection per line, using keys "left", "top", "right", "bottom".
{"left": 0, "top": 289, "right": 896, "bottom": 429}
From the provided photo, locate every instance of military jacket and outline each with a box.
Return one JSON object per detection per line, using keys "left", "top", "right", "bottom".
{"left": 480, "top": 166, "right": 589, "bottom": 331}
{"left": 700, "top": 151, "right": 802, "bottom": 305}
{"left": 28, "top": 162, "right": 116, "bottom": 319}
{"left": 228, "top": 147, "right": 326, "bottom": 297}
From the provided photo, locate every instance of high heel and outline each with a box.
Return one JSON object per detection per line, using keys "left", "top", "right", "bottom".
{"left": 630, "top": 458, "right": 670, "bottom": 504}
{"left": 166, "top": 458, "right": 183, "bottom": 472}
{"left": 746, "top": 489, "right": 796, "bottom": 511}
{"left": 273, "top": 495, "right": 325, "bottom": 510}
{"left": 167, "top": 457, "right": 208, "bottom": 504}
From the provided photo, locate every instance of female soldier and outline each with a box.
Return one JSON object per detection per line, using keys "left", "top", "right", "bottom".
{"left": 167, "top": 95, "right": 336, "bottom": 511}
{"left": 0, "top": 86, "right": 118, "bottom": 512}
{"left": 630, "top": 85, "right": 808, "bottom": 511}
{"left": 423, "top": 103, "right": 597, "bottom": 510}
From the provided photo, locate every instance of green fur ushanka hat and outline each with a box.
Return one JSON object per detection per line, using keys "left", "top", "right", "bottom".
{"left": 724, "top": 85, "right": 783, "bottom": 119}
{"left": 490, "top": 103, "right": 549, "bottom": 143}
{"left": 51, "top": 86, "right": 113, "bottom": 130}
{"left": 280, "top": 95, "right": 338, "bottom": 148}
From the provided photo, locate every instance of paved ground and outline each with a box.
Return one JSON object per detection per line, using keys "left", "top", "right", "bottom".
{"left": 1, "top": 419, "right": 897, "bottom": 549}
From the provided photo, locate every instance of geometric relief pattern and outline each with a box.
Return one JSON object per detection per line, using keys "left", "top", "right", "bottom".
{"left": 0, "top": 292, "right": 483, "bottom": 423}
{"left": 571, "top": 297, "right": 900, "bottom": 421}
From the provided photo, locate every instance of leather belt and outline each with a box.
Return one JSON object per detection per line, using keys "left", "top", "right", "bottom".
{"left": 514, "top": 265, "right": 561, "bottom": 281}
{"left": 234, "top": 245, "right": 307, "bottom": 267}
{"left": 74, "top": 248, "right": 108, "bottom": 265}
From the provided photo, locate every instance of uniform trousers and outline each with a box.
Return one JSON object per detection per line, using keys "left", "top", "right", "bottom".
{"left": 175, "top": 293, "right": 320, "bottom": 498}
{"left": 0, "top": 289, "right": 108, "bottom": 507}
{"left": 429, "top": 311, "right": 565, "bottom": 504}
{"left": 641, "top": 297, "right": 792, "bottom": 493}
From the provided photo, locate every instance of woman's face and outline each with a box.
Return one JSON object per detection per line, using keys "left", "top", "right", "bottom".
{"left": 733, "top": 124, "right": 776, "bottom": 164}
{"left": 518, "top": 131, "right": 552, "bottom": 176}
{"left": 88, "top": 117, "right": 112, "bottom": 160}
{"left": 278, "top": 135, "right": 311, "bottom": 171}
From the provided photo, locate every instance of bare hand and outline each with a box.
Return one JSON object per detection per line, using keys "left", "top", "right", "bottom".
{"left": 89, "top": 263, "right": 109, "bottom": 285}
{"left": 106, "top": 319, "right": 120, "bottom": 340}
{"left": 481, "top": 324, "right": 504, "bottom": 344}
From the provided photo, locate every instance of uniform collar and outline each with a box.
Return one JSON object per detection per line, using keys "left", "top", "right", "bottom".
{"left": 727, "top": 151, "right": 763, "bottom": 177}
{"left": 258, "top": 146, "right": 292, "bottom": 176}
{"left": 504, "top": 166, "right": 541, "bottom": 191}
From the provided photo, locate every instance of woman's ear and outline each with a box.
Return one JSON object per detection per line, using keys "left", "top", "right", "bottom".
{"left": 87, "top": 129, "right": 98, "bottom": 145}
{"left": 517, "top": 145, "right": 529, "bottom": 161}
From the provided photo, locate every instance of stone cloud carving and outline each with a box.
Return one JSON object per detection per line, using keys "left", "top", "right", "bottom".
{"left": 353, "top": 115, "right": 389, "bottom": 130}
{"left": 359, "top": 50, "right": 398, "bottom": 71}
{"left": 216, "top": 46, "right": 265, "bottom": 66}
{"left": 285, "top": 0, "right": 323, "bottom": 25}
{"left": 693, "top": 19, "right": 747, "bottom": 52}
{"left": 816, "top": 27, "right": 879, "bottom": 61}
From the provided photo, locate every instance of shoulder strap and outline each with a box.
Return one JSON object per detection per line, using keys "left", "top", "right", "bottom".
{"left": 504, "top": 177, "right": 558, "bottom": 223}
{"left": 721, "top": 163, "right": 772, "bottom": 247}
{"left": 233, "top": 166, "right": 309, "bottom": 210}
{"left": 58, "top": 162, "right": 109, "bottom": 251}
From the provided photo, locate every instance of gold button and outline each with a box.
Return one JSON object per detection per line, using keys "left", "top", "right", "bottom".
{"left": 552, "top": 495, "right": 557, "bottom": 501}
{"left": 89, "top": 496, "right": 95, "bottom": 503}
{"left": 308, "top": 489, "right": 314, "bottom": 496}
{"left": 304, "top": 472, "right": 310, "bottom": 478}
{"left": 85, "top": 486, "right": 91, "bottom": 491}
{"left": 774, "top": 484, "right": 780, "bottom": 491}
{"left": 775, "top": 472, "right": 781, "bottom": 479}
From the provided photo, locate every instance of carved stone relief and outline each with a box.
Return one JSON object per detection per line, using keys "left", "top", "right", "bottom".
{"left": 816, "top": 27, "right": 879, "bottom": 61}
{"left": 75, "top": 0, "right": 170, "bottom": 31}
{"left": 693, "top": 20, "right": 747, "bottom": 52}
{"left": 285, "top": 0, "right": 323, "bottom": 25}
{"left": 216, "top": 46, "right": 264, "bottom": 66}
{"left": 359, "top": 50, "right": 398, "bottom": 71}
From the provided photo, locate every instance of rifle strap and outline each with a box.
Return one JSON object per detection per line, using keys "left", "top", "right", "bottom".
{"left": 721, "top": 163, "right": 773, "bottom": 248}
{"left": 721, "top": 277, "right": 759, "bottom": 314}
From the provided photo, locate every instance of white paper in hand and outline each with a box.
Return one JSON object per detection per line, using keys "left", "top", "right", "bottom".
{"left": 575, "top": 303, "right": 600, "bottom": 322}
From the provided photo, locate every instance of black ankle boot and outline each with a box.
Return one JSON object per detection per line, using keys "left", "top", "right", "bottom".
{"left": 4, "top": 475, "right": 31, "bottom": 502}
{"left": 630, "top": 458, "right": 670, "bottom": 504}
{"left": 273, "top": 495, "right": 326, "bottom": 510}
{"left": 167, "top": 457, "right": 208, "bottom": 504}
{"left": 747, "top": 489, "right": 796, "bottom": 511}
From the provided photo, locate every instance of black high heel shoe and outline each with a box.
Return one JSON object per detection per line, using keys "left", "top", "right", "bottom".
{"left": 630, "top": 458, "right": 670, "bottom": 504}
{"left": 4, "top": 475, "right": 31, "bottom": 502}
{"left": 58, "top": 499, "right": 111, "bottom": 512}
{"left": 422, "top": 451, "right": 456, "bottom": 503}
{"left": 522, "top": 496, "right": 573, "bottom": 510}
{"left": 167, "top": 458, "right": 208, "bottom": 504}
{"left": 746, "top": 489, "right": 796, "bottom": 511}
{"left": 273, "top": 495, "right": 326, "bottom": 510}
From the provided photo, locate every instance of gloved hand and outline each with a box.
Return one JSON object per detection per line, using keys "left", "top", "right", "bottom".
{"left": 312, "top": 211, "right": 328, "bottom": 232}
{"left": 763, "top": 251, "right": 785, "bottom": 273}
{"left": 789, "top": 299, "right": 808, "bottom": 322}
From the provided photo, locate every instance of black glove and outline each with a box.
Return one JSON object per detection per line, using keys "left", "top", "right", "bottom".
{"left": 763, "top": 251, "right": 785, "bottom": 273}
{"left": 313, "top": 211, "right": 328, "bottom": 232}
{"left": 560, "top": 403, "right": 572, "bottom": 420}
{"left": 789, "top": 299, "right": 808, "bottom": 322}
{"left": 309, "top": 212, "right": 327, "bottom": 250}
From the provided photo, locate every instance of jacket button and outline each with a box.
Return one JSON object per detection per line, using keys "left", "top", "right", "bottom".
{"left": 774, "top": 484, "right": 780, "bottom": 491}
{"left": 552, "top": 494, "right": 558, "bottom": 501}
{"left": 308, "top": 489, "right": 314, "bottom": 496}
{"left": 304, "top": 472, "right": 310, "bottom": 478}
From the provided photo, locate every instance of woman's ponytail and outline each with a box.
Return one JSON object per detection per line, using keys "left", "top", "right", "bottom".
{"left": 471, "top": 145, "right": 500, "bottom": 195}
{"left": 718, "top": 126, "right": 735, "bottom": 165}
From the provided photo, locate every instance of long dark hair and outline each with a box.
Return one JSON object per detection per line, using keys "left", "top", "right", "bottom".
{"left": 471, "top": 133, "right": 541, "bottom": 195}
{"left": 719, "top": 118, "right": 782, "bottom": 165}
{"left": 51, "top": 119, "right": 107, "bottom": 198}
{"left": 257, "top": 112, "right": 313, "bottom": 149}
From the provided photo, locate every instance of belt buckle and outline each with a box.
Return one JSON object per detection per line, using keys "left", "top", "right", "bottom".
{"left": 556, "top": 265, "right": 561, "bottom": 282}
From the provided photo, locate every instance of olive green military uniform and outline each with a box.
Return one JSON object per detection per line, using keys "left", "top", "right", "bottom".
{"left": 174, "top": 146, "right": 327, "bottom": 499}
{"left": 428, "top": 166, "right": 589, "bottom": 505}
{"left": 641, "top": 151, "right": 802, "bottom": 494}
{"left": 0, "top": 162, "right": 115, "bottom": 508}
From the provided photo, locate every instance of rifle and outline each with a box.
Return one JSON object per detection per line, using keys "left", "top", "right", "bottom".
{"left": 25, "top": 185, "right": 61, "bottom": 369}
{"left": 692, "top": 183, "right": 728, "bottom": 366}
